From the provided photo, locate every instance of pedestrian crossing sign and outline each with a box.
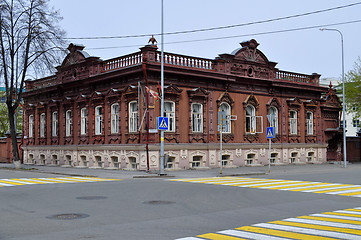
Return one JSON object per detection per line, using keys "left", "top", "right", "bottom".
{"left": 157, "top": 117, "right": 169, "bottom": 130}
{"left": 266, "top": 127, "right": 274, "bottom": 139}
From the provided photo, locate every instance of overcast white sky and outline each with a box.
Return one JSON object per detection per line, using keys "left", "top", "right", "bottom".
{"left": 49, "top": 0, "right": 361, "bottom": 81}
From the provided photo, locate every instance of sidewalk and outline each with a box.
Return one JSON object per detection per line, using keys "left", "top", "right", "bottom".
{"left": 1, "top": 162, "right": 359, "bottom": 180}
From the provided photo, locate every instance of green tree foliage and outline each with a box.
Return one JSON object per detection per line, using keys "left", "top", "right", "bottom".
{"left": 345, "top": 57, "right": 361, "bottom": 119}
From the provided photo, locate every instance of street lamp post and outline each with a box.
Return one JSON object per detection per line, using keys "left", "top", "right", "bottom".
{"left": 320, "top": 28, "right": 347, "bottom": 168}
{"left": 159, "top": 0, "right": 165, "bottom": 175}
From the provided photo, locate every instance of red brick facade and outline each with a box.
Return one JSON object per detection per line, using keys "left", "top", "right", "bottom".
{"left": 21, "top": 39, "right": 342, "bottom": 170}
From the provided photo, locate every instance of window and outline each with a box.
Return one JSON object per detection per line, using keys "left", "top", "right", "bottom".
{"left": 219, "top": 102, "right": 231, "bottom": 133}
{"left": 80, "top": 155, "right": 87, "bottom": 167}
{"left": 290, "top": 110, "right": 297, "bottom": 135}
{"left": 191, "top": 156, "right": 202, "bottom": 168}
{"left": 65, "top": 155, "right": 72, "bottom": 166}
{"left": 353, "top": 119, "right": 360, "bottom": 128}
{"left": 192, "top": 103, "right": 203, "bottom": 133}
{"left": 29, "top": 115, "right": 34, "bottom": 138}
{"left": 307, "top": 152, "right": 314, "bottom": 162}
{"left": 80, "top": 108, "right": 88, "bottom": 135}
{"left": 95, "top": 106, "right": 103, "bottom": 135}
{"left": 129, "top": 157, "right": 138, "bottom": 169}
{"left": 111, "top": 103, "right": 120, "bottom": 133}
{"left": 246, "top": 105, "right": 256, "bottom": 134}
{"left": 270, "top": 153, "right": 277, "bottom": 164}
{"left": 165, "top": 101, "right": 175, "bottom": 132}
{"left": 111, "top": 156, "right": 119, "bottom": 168}
{"left": 290, "top": 152, "right": 297, "bottom": 163}
{"left": 306, "top": 112, "right": 313, "bottom": 135}
{"left": 269, "top": 107, "right": 278, "bottom": 134}
{"left": 222, "top": 155, "right": 230, "bottom": 166}
{"left": 52, "top": 112, "right": 58, "bottom": 137}
{"left": 40, "top": 154, "right": 46, "bottom": 165}
{"left": 52, "top": 155, "right": 58, "bottom": 165}
{"left": 65, "top": 110, "right": 72, "bottom": 137}
{"left": 29, "top": 154, "right": 34, "bottom": 164}
{"left": 129, "top": 101, "right": 138, "bottom": 133}
{"left": 165, "top": 156, "right": 175, "bottom": 169}
{"left": 341, "top": 120, "right": 347, "bottom": 128}
{"left": 95, "top": 156, "right": 102, "bottom": 168}
{"left": 40, "top": 113, "right": 46, "bottom": 137}
{"left": 246, "top": 153, "right": 255, "bottom": 165}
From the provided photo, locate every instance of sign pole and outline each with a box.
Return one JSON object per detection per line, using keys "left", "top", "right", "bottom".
{"left": 268, "top": 138, "right": 271, "bottom": 173}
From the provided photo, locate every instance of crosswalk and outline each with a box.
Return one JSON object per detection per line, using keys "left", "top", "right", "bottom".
{"left": 176, "top": 207, "right": 361, "bottom": 240}
{"left": 0, "top": 177, "right": 121, "bottom": 188}
{"left": 169, "top": 177, "right": 361, "bottom": 198}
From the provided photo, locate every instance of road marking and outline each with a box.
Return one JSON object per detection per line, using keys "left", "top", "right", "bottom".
{"left": 0, "top": 177, "right": 121, "bottom": 188}
{"left": 176, "top": 207, "right": 361, "bottom": 240}
{"left": 169, "top": 177, "right": 361, "bottom": 198}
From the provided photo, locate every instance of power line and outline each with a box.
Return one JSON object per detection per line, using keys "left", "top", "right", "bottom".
{"left": 65, "top": 2, "right": 361, "bottom": 40}
{"left": 85, "top": 19, "right": 361, "bottom": 51}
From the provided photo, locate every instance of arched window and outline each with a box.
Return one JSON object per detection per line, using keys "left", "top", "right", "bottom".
{"left": 111, "top": 103, "right": 120, "bottom": 133}
{"left": 306, "top": 112, "right": 313, "bottom": 135}
{"left": 95, "top": 106, "right": 103, "bottom": 135}
{"left": 219, "top": 102, "right": 231, "bottom": 133}
{"left": 52, "top": 112, "right": 58, "bottom": 137}
{"left": 164, "top": 101, "right": 175, "bottom": 132}
{"left": 29, "top": 115, "right": 34, "bottom": 138}
{"left": 269, "top": 106, "right": 278, "bottom": 134}
{"left": 80, "top": 108, "right": 88, "bottom": 135}
{"left": 192, "top": 103, "right": 203, "bottom": 133}
{"left": 40, "top": 113, "right": 46, "bottom": 138}
{"left": 65, "top": 110, "right": 72, "bottom": 137}
{"left": 290, "top": 110, "right": 297, "bottom": 135}
{"left": 129, "top": 101, "right": 138, "bottom": 133}
{"left": 245, "top": 105, "right": 256, "bottom": 134}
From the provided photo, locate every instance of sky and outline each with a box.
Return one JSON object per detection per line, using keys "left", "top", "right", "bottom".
{"left": 49, "top": 0, "right": 361, "bottom": 81}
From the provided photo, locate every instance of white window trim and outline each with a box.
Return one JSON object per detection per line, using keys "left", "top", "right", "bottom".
{"left": 129, "top": 101, "right": 138, "bottom": 133}
{"left": 219, "top": 102, "right": 231, "bottom": 133}
{"left": 95, "top": 106, "right": 103, "bottom": 135}
{"left": 290, "top": 110, "right": 297, "bottom": 135}
{"left": 306, "top": 111, "right": 313, "bottom": 135}
{"left": 66, "top": 110, "right": 72, "bottom": 137}
{"left": 269, "top": 106, "right": 278, "bottom": 134}
{"left": 80, "top": 108, "right": 88, "bottom": 135}
{"left": 192, "top": 103, "right": 203, "bottom": 133}
{"left": 29, "top": 115, "right": 34, "bottom": 138}
{"left": 52, "top": 112, "right": 58, "bottom": 137}
{"left": 40, "top": 113, "right": 46, "bottom": 138}
{"left": 111, "top": 103, "right": 120, "bottom": 134}
{"left": 245, "top": 105, "right": 256, "bottom": 134}
{"left": 165, "top": 101, "right": 175, "bottom": 132}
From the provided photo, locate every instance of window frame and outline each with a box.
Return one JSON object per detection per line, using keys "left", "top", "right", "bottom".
{"left": 129, "top": 101, "right": 138, "bottom": 133}
{"left": 269, "top": 106, "right": 278, "bottom": 134}
{"left": 29, "top": 114, "right": 34, "bottom": 138}
{"left": 40, "top": 113, "right": 46, "bottom": 138}
{"left": 52, "top": 111, "right": 58, "bottom": 137}
{"left": 306, "top": 111, "right": 313, "bottom": 135}
{"left": 164, "top": 101, "right": 175, "bottom": 132}
{"left": 95, "top": 106, "right": 103, "bottom": 135}
{"left": 290, "top": 110, "right": 297, "bottom": 135}
{"left": 80, "top": 108, "right": 88, "bottom": 135}
{"left": 219, "top": 102, "right": 231, "bottom": 133}
{"left": 191, "top": 103, "right": 203, "bottom": 133}
{"left": 65, "top": 110, "right": 72, "bottom": 137}
{"left": 111, "top": 103, "right": 120, "bottom": 134}
{"left": 245, "top": 104, "right": 256, "bottom": 134}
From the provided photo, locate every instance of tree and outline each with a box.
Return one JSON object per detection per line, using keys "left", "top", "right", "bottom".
{"left": 344, "top": 57, "right": 361, "bottom": 119}
{"left": 0, "top": 0, "right": 65, "bottom": 168}
{"left": 0, "top": 91, "right": 22, "bottom": 137}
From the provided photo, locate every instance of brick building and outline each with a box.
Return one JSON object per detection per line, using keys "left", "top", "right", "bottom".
{"left": 21, "top": 39, "right": 342, "bottom": 170}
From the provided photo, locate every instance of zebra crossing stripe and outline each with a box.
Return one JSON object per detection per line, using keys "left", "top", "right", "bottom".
{"left": 0, "top": 179, "right": 25, "bottom": 185}
{"left": 197, "top": 233, "right": 246, "bottom": 239}
{"left": 218, "top": 229, "right": 287, "bottom": 240}
{"left": 300, "top": 215, "right": 361, "bottom": 225}
{"left": 284, "top": 217, "right": 361, "bottom": 230}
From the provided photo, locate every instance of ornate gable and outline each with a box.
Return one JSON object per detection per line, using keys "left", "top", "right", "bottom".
{"left": 266, "top": 97, "right": 281, "bottom": 109}
{"left": 243, "top": 94, "right": 260, "bottom": 109}
{"left": 217, "top": 92, "right": 234, "bottom": 107}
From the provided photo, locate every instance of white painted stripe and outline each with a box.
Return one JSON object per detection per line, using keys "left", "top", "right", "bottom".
{"left": 235, "top": 181, "right": 299, "bottom": 188}
{"left": 219, "top": 229, "right": 289, "bottom": 240}
{"left": 56, "top": 177, "right": 97, "bottom": 182}
{"left": 174, "top": 237, "right": 203, "bottom": 240}
{"left": 22, "top": 178, "right": 56, "bottom": 184}
{"left": 326, "top": 188, "right": 361, "bottom": 195}
{"left": 335, "top": 210, "right": 361, "bottom": 215}
{"left": 0, "top": 182, "right": 14, "bottom": 186}
{"left": 255, "top": 222, "right": 359, "bottom": 239}
{"left": 302, "top": 185, "right": 351, "bottom": 192}
{"left": 312, "top": 213, "right": 361, "bottom": 221}
{"left": 280, "top": 183, "right": 337, "bottom": 191}
{"left": 203, "top": 179, "right": 254, "bottom": 184}
{"left": 286, "top": 217, "right": 361, "bottom": 230}
{"left": 259, "top": 182, "right": 311, "bottom": 189}
{"left": 352, "top": 194, "right": 361, "bottom": 198}
{"left": 2, "top": 179, "right": 36, "bottom": 185}
{"left": 222, "top": 180, "right": 279, "bottom": 186}
{"left": 36, "top": 178, "right": 74, "bottom": 183}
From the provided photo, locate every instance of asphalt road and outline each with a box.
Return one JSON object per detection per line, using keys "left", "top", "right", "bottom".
{"left": 1, "top": 164, "right": 361, "bottom": 240}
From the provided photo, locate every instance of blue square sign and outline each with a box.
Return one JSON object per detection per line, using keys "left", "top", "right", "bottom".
{"left": 157, "top": 117, "right": 169, "bottom": 130}
{"left": 266, "top": 127, "right": 274, "bottom": 139}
